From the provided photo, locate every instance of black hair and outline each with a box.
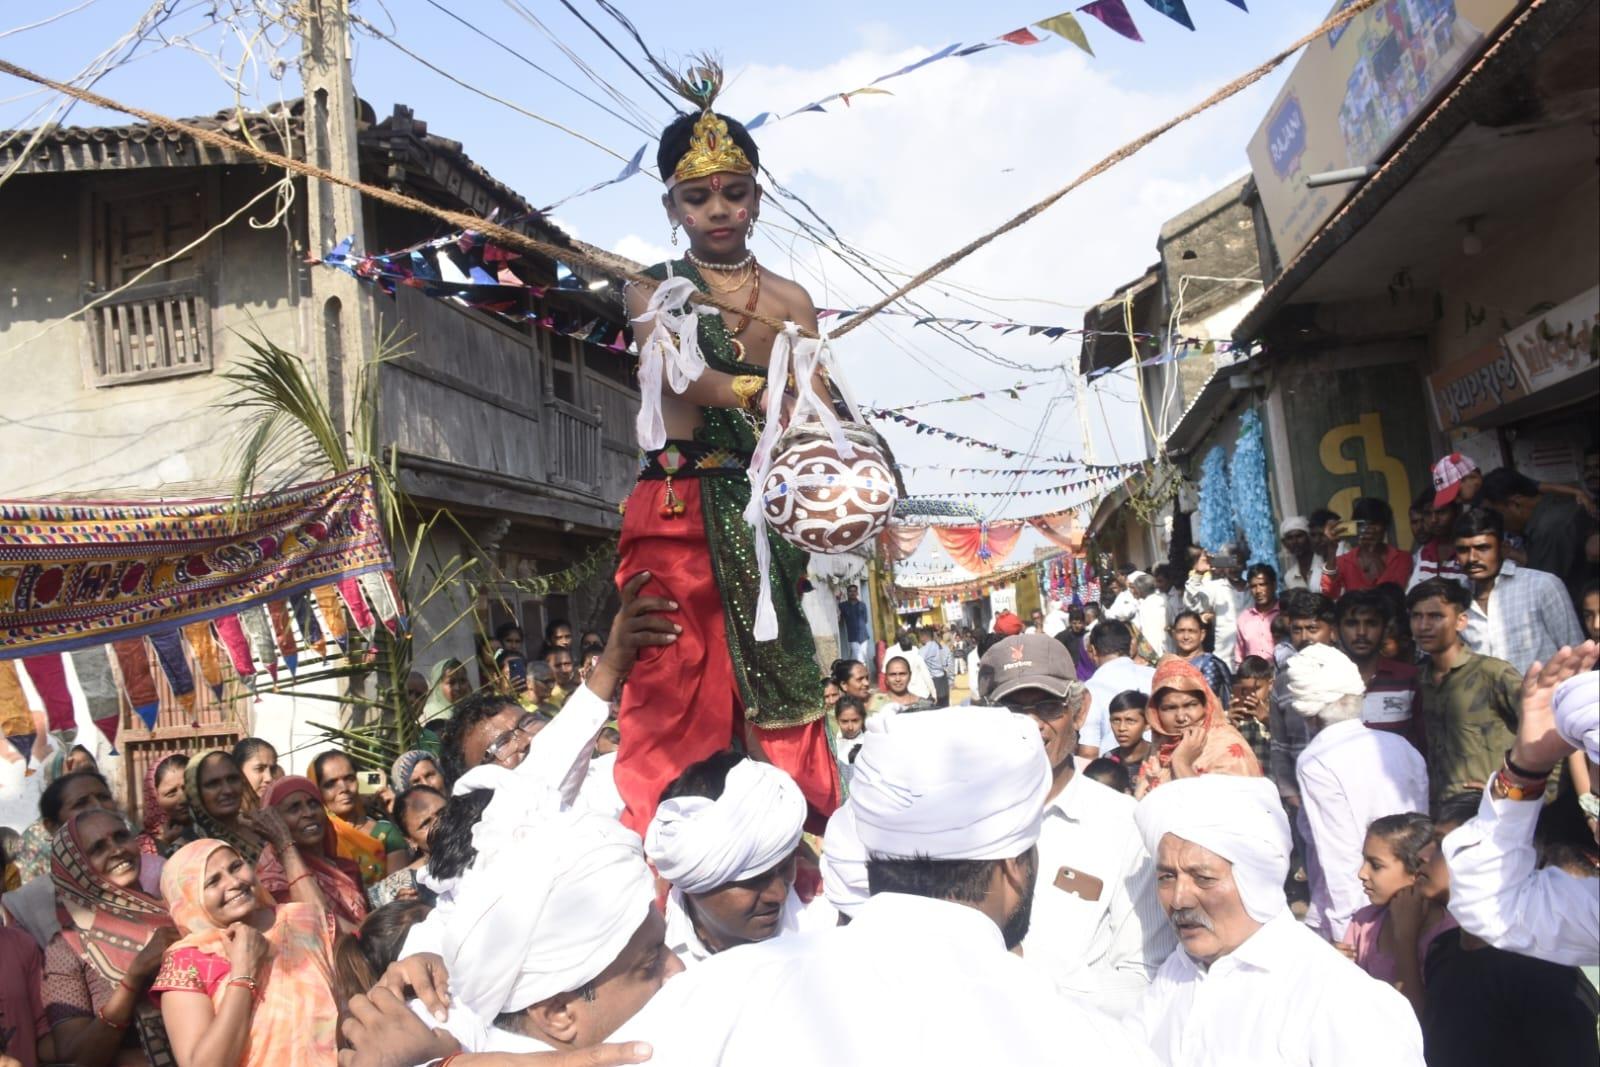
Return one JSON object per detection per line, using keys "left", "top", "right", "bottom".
{"left": 659, "top": 750, "right": 745, "bottom": 807}
{"left": 436, "top": 691, "right": 526, "bottom": 787}
{"left": 1117, "top": 563, "right": 1138, "bottom": 577}
{"left": 334, "top": 899, "right": 434, "bottom": 1005}
{"left": 40, "top": 771, "right": 111, "bottom": 827}
{"left": 1088, "top": 619, "right": 1134, "bottom": 657}
{"left": 1083, "top": 758, "right": 1131, "bottom": 794}
{"left": 1433, "top": 791, "right": 1483, "bottom": 829}
{"left": 656, "top": 110, "right": 761, "bottom": 184}
{"left": 1335, "top": 589, "right": 1391, "bottom": 628}
{"left": 1411, "top": 488, "right": 1435, "bottom": 513}
{"left": 1169, "top": 610, "right": 1206, "bottom": 631}
{"left": 1067, "top": 606, "right": 1085, "bottom": 620}
{"left": 1581, "top": 578, "right": 1600, "bottom": 601}
{"left": 1307, "top": 507, "right": 1341, "bottom": 529}
{"left": 1185, "top": 545, "right": 1208, "bottom": 565}
{"left": 152, "top": 751, "right": 190, "bottom": 785}
{"left": 1453, "top": 506, "right": 1504, "bottom": 541}
{"left": 230, "top": 737, "right": 274, "bottom": 769}
{"left": 543, "top": 618, "right": 572, "bottom": 642}
{"left": 976, "top": 632, "right": 1007, "bottom": 657}
{"left": 867, "top": 855, "right": 1002, "bottom": 905}
{"left": 830, "top": 659, "right": 865, "bottom": 687}
{"left": 1235, "top": 655, "right": 1275, "bottom": 681}
{"left": 1405, "top": 577, "right": 1472, "bottom": 613}
{"left": 1246, "top": 563, "right": 1278, "bottom": 586}
{"left": 1478, "top": 467, "right": 1539, "bottom": 504}
{"left": 427, "top": 787, "right": 497, "bottom": 883}
{"left": 834, "top": 695, "right": 867, "bottom": 719}
{"left": 1280, "top": 589, "right": 1335, "bottom": 625}
{"left": 1366, "top": 812, "right": 1433, "bottom": 874}
{"left": 311, "top": 750, "right": 355, "bottom": 787}
{"left": 493, "top": 620, "right": 523, "bottom": 643}
{"left": 393, "top": 785, "right": 446, "bottom": 838}
{"left": 1108, "top": 689, "right": 1149, "bottom": 715}
{"left": 1351, "top": 496, "right": 1394, "bottom": 530}
{"left": 1152, "top": 563, "right": 1175, "bottom": 583}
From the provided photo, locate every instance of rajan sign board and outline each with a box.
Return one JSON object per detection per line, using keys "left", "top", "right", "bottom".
{"left": 1247, "top": 0, "right": 1520, "bottom": 265}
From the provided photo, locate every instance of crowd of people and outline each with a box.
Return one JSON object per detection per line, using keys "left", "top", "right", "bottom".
{"left": 0, "top": 448, "right": 1595, "bottom": 1067}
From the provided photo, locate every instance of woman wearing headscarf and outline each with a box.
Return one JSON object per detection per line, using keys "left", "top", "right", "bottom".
{"left": 183, "top": 752, "right": 263, "bottom": 863}
{"left": 388, "top": 750, "right": 445, "bottom": 795}
{"left": 421, "top": 659, "right": 471, "bottom": 726}
{"left": 13, "top": 739, "right": 95, "bottom": 880}
{"left": 309, "top": 753, "right": 405, "bottom": 888}
{"left": 251, "top": 777, "right": 368, "bottom": 934}
{"left": 1134, "top": 656, "right": 1261, "bottom": 799}
{"left": 151, "top": 811, "right": 339, "bottom": 1067}
{"left": 137, "top": 754, "right": 194, "bottom": 859}
{"left": 42, "top": 809, "right": 179, "bottom": 1067}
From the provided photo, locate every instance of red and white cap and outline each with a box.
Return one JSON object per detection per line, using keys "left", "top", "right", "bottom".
{"left": 1431, "top": 453, "right": 1479, "bottom": 509}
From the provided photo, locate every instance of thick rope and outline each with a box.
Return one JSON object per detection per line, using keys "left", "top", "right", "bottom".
{"left": 0, "top": 0, "right": 1379, "bottom": 343}
{"left": 827, "top": 0, "right": 1384, "bottom": 337}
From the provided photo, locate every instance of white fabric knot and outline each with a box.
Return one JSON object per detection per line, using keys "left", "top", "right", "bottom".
{"left": 1554, "top": 672, "right": 1599, "bottom": 764}
{"left": 632, "top": 273, "right": 716, "bottom": 450}
{"left": 1134, "top": 775, "right": 1291, "bottom": 923}
{"left": 645, "top": 759, "right": 806, "bottom": 895}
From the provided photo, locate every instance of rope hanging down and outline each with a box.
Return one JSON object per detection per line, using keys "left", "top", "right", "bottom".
{"left": 0, "top": 0, "right": 1379, "bottom": 343}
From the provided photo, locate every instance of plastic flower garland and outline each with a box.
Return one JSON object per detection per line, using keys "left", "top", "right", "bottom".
{"left": 1230, "top": 408, "right": 1277, "bottom": 569}
{"left": 1196, "top": 445, "right": 1235, "bottom": 552}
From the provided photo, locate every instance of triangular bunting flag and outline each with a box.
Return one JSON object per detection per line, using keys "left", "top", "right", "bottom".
{"left": 358, "top": 571, "right": 404, "bottom": 635}
{"left": 1036, "top": 12, "right": 1095, "bottom": 54}
{"left": 1000, "top": 27, "right": 1043, "bottom": 45}
{"left": 1078, "top": 0, "right": 1143, "bottom": 40}
{"left": 181, "top": 622, "right": 227, "bottom": 698}
{"left": 315, "top": 585, "right": 350, "bottom": 649}
{"left": 20, "top": 654, "right": 75, "bottom": 733}
{"left": 213, "top": 614, "right": 257, "bottom": 680}
{"left": 1142, "top": 0, "right": 1194, "bottom": 30}
{"left": 267, "top": 601, "right": 300, "bottom": 675}
{"left": 238, "top": 606, "right": 280, "bottom": 682}
{"left": 1220, "top": 0, "right": 1246, "bottom": 7}
{"left": 147, "top": 630, "right": 196, "bottom": 715}
{"left": 337, "top": 577, "right": 379, "bottom": 640}
{"left": 292, "top": 592, "right": 327, "bottom": 658}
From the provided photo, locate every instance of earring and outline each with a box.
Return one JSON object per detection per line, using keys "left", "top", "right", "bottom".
{"left": 670, "top": 224, "right": 679, "bottom": 246}
{"left": 746, "top": 218, "right": 756, "bottom": 239}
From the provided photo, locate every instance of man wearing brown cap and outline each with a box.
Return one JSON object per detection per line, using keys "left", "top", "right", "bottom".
{"left": 977, "top": 635, "right": 1176, "bottom": 1017}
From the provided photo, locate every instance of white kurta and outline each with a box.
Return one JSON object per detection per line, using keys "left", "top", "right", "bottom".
{"left": 1442, "top": 782, "right": 1600, "bottom": 967}
{"left": 1135, "top": 594, "right": 1172, "bottom": 657}
{"left": 663, "top": 884, "right": 819, "bottom": 967}
{"left": 1128, "top": 910, "right": 1424, "bottom": 1066}
{"left": 1024, "top": 772, "right": 1177, "bottom": 1016}
{"left": 1294, "top": 718, "right": 1428, "bottom": 942}
{"left": 1082, "top": 656, "right": 1157, "bottom": 754}
{"left": 622, "top": 892, "right": 1157, "bottom": 1066}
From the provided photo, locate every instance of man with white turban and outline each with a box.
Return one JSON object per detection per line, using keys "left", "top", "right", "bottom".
{"left": 612, "top": 707, "right": 1156, "bottom": 1065}
{"left": 645, "top": 753, "right": 821, "bottom": 965}
{"left": 1444, "top": 642, "right": 1600, "bottom": 966}
{"left": 1287, "top": 643, "right": 1428, "bottom": 942}
{"left": 1129, "top": 775, "right": 1423, "bottom": 1065}
{"left": 817, "top": 802, "right": 868, "bottom": 923}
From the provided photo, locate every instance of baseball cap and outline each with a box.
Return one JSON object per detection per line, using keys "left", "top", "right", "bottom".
{"left": 1431, "top": 453, "right": 1479, "bottom": 509}
{"left": 977, "top": 635, "right": 1077, "bottom": 703}
{"left": 992, "top": 610, "right": 1024, "bottom": 636}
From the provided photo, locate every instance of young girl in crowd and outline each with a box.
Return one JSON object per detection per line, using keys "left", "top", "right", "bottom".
{"left": 834, "top": 696, "right": 867, "bottom": 780}
{"left": 365, "top": 786, "right": 445, "bottom": 909}
{"left": 1342, "top": 812, "right": 1454, "bottom": 1016}
{"left": 230, "top": 740, "right": 281, "bottom": 801}
{"left": 154, "top": 810, "right": 340, "bottom": 1067}
{"left": 309, "top": 753, "right": 405, "bottom": 888}
{"left": 137, "top": 753, "right": 193, "bottom": 859}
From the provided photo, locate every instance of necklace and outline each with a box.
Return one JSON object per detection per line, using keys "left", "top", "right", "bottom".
{"left": 687, "top": 250, "right": 755, "bottom": 273}
{"left": 698, "top": 264, "right": 754, "bottom": 295}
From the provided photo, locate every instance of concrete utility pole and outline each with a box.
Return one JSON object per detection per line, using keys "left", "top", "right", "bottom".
{"left": 299, "top": 0, "right": 375, "bottom": 440}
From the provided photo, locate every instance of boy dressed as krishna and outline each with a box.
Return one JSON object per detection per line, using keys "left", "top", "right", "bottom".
{"left": 617, "top": 64, "right": 839, "bottom": 836}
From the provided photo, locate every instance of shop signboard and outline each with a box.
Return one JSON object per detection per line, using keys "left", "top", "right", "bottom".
{"left": 989, "top": 585, "right": 1018, "bottom": 618}
{"left": 1281, "top": 362, "right": 1435, "bottom": 551}
{"left": 1501, "top": 285, "right": 1599, "bottom": 396}
{"left": 1247, "top": 0, "right": 1520, "bottom": 264}
{"left": 1426, "top": 340, "right": 1528, "bottom": 430}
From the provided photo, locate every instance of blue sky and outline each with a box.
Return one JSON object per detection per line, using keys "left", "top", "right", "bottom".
{"left": 2, "top": 0, "right": 1326, "bottom": 572}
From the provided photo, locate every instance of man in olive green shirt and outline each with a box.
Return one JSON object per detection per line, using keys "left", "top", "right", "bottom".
{"left": 1407, "top": 578, "right": 1522, "bottom": 806}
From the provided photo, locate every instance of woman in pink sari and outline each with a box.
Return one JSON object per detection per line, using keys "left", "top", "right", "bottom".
{"left": 151, "top": 808, "right": 338, "bottom": 1067}
{"left": 1134, "top": 656, "right": 1261, "bottom": 798}
{"left": 251, "top": 776, "right": 367, "bottom": 934}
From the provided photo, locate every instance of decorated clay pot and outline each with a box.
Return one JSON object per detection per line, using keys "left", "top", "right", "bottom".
{"left": 761, "top": 420, "right": 897, "bottom": 553}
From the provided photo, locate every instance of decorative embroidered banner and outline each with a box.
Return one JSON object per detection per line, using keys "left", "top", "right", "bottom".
{"left": 0, "top": 470, "right": 393, "bottom": 659}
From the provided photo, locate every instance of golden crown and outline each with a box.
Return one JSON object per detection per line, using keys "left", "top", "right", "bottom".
{"left": 669, "top": 109, "right": 753, "bottom": 187}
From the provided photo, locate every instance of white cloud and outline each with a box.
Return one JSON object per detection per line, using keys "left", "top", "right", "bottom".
{"left": 613, "top": 233, "right": 673, "bottom": 268}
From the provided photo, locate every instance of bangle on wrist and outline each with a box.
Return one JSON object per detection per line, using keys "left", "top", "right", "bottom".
{"left": 225, "top": 975, "right": 260, "bottom": 998}
{"left": 97, "top": 1003, "right": 131, "bottom": 1030}
{"left": 1491, "top": 768, "right": 1542, "bottom": 802}
{"left": 1503, "top": 748, "right": 1555, "bottom": 783}
{"left": 730, "top": 373, "right": 765, "bottom": 413}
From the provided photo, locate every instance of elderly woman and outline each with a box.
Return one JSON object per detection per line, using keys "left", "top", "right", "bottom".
{"left": 309, "top": 753, "right": 406, "bottom": 888}
{"left": 252, "top": 777, "right": 368, "bottom": 933}
{"left": 388, "top": 750, "right": 445, "bottom": 794}
{"left": 136, "top": 753, "right": 193, "bottom": 859}
{"left": 184, "top": 751, "right": 263, "bottom": 863}
{"left": 42, "top": 809, "right": 178, "bottom": 1067}
{"left": 1133, "top": 657, "right": 1261, "bottom": 799}
{"left": 152, "top": 811, "right": 339, "bottom": 1067}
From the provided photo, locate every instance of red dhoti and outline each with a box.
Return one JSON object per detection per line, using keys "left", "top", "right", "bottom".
{"left": 614, "top": 475, "right": 839, "bottom": 838}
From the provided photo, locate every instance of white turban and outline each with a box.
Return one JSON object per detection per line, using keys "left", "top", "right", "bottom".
{"left": 821, "top": 803, "right": 869, "bottom": 917}
{"left": 1280, "top": 515, "right": 1310, "bottom": 536}
{"left": 645, "top": 759, "right": 806, "bottom": 895}
{"left": 1284, "top": 644, "right": 1366, "bottom": 720}
{"left": 1135, "top": 775, "right": 1290, "bottom": 923}
{"left": 1554, "top": 672, "right": 1600, "bottom": 765}
{"left": 442, "top": 809, "right": 654, "bottom": 1020}
{"left": 851, "top": 706, "right": 1050, "bottom": 861}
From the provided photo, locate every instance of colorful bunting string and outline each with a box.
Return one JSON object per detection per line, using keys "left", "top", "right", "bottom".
{"left": 876, "top": 378, "right": 1058, "bottom": 413}
{"left": 818, "top": 305, "right": 1251, "bottom": 358}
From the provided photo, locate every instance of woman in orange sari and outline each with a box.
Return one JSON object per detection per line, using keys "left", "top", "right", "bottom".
{"left": 1134, "top": 656, "right": 1262, "bottom": 799}
{"left": 252, "top": 776, "right": 368, "bottom": 934}
{"left": 151, "top": 810, "right": 338, "bottom": 1067}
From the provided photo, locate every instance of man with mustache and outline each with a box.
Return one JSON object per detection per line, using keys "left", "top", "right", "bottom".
{"left": 1453, "top": 506, "right": 1582, "bottom": 675}
{"left": 1129, "top": 775, "right": 1423, "bottom": 1064}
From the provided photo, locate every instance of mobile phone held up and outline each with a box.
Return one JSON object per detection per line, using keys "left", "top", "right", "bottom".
{"left": 358, "top": 770, "right": 388, "bottom": 795}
